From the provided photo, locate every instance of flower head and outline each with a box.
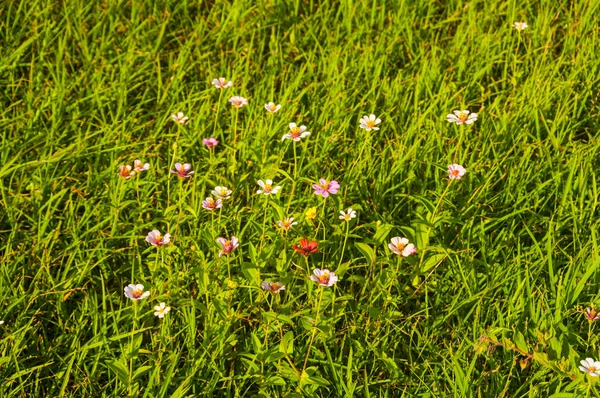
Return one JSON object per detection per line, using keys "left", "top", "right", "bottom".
{"left": 171, "top": 112, "right": 189, "bottom": 125}
{"left": 265, "top": 102, "right": 281, "bottom": 113}
{"left": 580, "top": 358, "right": 600, "bottom": 377}
{"left": 277, "top": 217, "right": 298, "bottom": 231}
{"left": 282, "top": 123, "right": 310, "bottom": 141}
{"left": 203, "top": 138, "right": 219, "bottom": 148}
{"left": 312, "top": 179, "right": 340, "bottom": 198}
{"left": 211, "top": 186, "right": 232, "bottom": 200}
{"left": 228, "top": 96, "right": 248, "bottom": 108}
{"left": 310, "top": 269, "right": 338, "bottom": 287}
{"left": 447, "top": 110, "right": 478, "bottom": 125}
{"left": 359, "top": 114, "right": 381, "bottom": 131}
{"left": 292, "top": 238, "right": 318, "bottom": 256}
{"left": 256, "top": 179, "right": 281, "bottom": 195}
{"left": 388, "top": 237, "right": 417, "bottom": 257}
{"left": 170, "top": 162, "right": 194, "bottom": 178}
{"left": 585, "top": 307, "right": 600, "bottom": 322}
{"left": 217, "top": 236, "right": 239, "bottom": 257}
{"left": 146, "top": 230, "right": 171, "bottom": 246}
{"left": 202, "top": 197, "right": 223, "bottom": 211}
{"left": 124, "top": 284, "right": 150, "bottom": 301}
{"left": 339, "top": 208, "right": 357, "bottom": 222}
{"left": 154, "top": 302, "right": 171, "bottom": 318}
{"left": 513, "top": 22, "right": 528, "bottom": 31}
{"left": 305, "top": 207, "right": 318, "bottom": 221}
{"left": 133, "top": 159, "right": 150, "bottom": 173}
{"left": 448, "top": 164, "right": 466, "bottom": 180}
{"left": 212, "top": 77, "right": 233, "bottom": 89}
{"left": 118, "top": 165, "right": 134, "bottom": 179}
{"left": 261, "top": 281, "right": 286, "bottom": 294}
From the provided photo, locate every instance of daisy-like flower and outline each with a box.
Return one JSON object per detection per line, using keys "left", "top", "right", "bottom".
{"left": 513, "top": 22, "right": 528, "bottom": 31}
{"left": 339, "top": 208, "right": 357, "bottom": 222}
{"left": 312, "top": 179, "right": 340, "bottom": 198}
{"left": 448, "top": 164, "right": 467, "bottom": 180}
{"left": 292, "top": 238, "right": 318, "bottom": 256}
{"left": 170, "top": 163, "right": 194, "bottom": 178}
{"left": 133, "top": 159, "right": 150, "bottom": 173}
{"left": 146, "top": 230, "right": 171, "bottom": 246}
{"left": 118, "top": 165, "right": 134, "bottom": 179}
{"left": 256, "top": 179, "right": 282, "bottom": 195}
{"left": 310, "top": 269, "right": 338, "bottom": 287}
{"left": 211, "top": 186, "right": 232, "bottom": 200}
{"left": 359, "top": 114, "right": 382, "bottom": 131}
{"left": 447, "top": 110, "right": 478, "bottom": 125}
{"left": 212, "top": 77, "right": 233, "bottom": 89}
{"left": 580, "top": 358, "right": 600, "bottom": 377}
{"left": 228, "top": 96, "right": 248, "bottom": 108}
{"left": 154, "top": 302, "right": 171, "bottom": 318}
{"left": 217, "top": 236, "right": 239, "bottom": 257}
{"left": 124, "top": 284, "right": 150, "bottom": 301}
{"left": 282, "top": 123, "right": 310, "bottom": 141}
{"left": 305, "top": 207, "right": 317, "bottom": 221}
{"left": 171, "top": 112, "right": 189, "bottom": 125}
{"left": 203, "top": 138, "right": 219, "bottom": 148}
{"left": 585, "top": 307, "right": 600, "bottom": 322}
{"left": 202, "top": 197, "right": 223, "bottom": 211}
{"left": 388, "top": 237, "right": 417, "bottom": 257}
{"left": 261, "top": 281, "right": 286, "bottom": 294}
{"left": 277, "top": 217, "right": 298, "bottom": 231}
{"left": 264, "top": 102, "right": 281, "bottom": 113}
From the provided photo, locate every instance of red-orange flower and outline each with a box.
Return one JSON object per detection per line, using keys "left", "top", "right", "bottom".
{"left": 292, "top": 239, "right": 318, "bottom": 256}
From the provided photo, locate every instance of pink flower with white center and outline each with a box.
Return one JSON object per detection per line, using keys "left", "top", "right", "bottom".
{"left": 580, "top": 358, "right": 600, "bottom": 377}
{"left": 228, "top": 96, "right": 248, "bottom": 108}
{"left": 359, "top": 114, "right": 381, "bottom": 131}
{"left": 312, "top": 179, "right": 340, "bottom": 198}
{"left": 310, "top": 269, "right": 338, "bottom": 287}
{"left": 513, "top": 22, "right": 528, "bottom": 31}
{"left": 277, "top": 217, "right": 298, "bottom": 231}
{"left": 124, "top": 284, "right": 150, "bottom": 301}
{"left": 212, "top": 77, "right": 233, "bottom": 89}
{"left": 388, "top": 237, "right": 417, "bottom": 257}
{"left": 146, "top": 230, "right": 171, "bottom": 246}
{"left": 203, "top": 138, "right": 219, "bottom": 148}
{"left": 447, "top": 110, "right": 478, "bottom": 125}
{"left": 261, "top": 281, "right": 286, "bottom": 294}
{"left": 170, "top": 163, "right": 194, "bottom": 178}
{"left": 256, "top": 179, "right": 281, "bottom": 195}
{"left": 171, "top": 112, "right": 189, "bottom": 125}
{"left": 339, "top": 208, "right": 356, "bottom": 222}
{"left": 202, "top": 197, "right": 223, "bottom": 211}
{"left": 264, "top": 102, "right": 281, "bottom": 113}
{"left": 118, "top": 165, "right": 134, "bottom": 179}
{"left": 154, "top": 302, "right": 171, "bottom": 318}
{"left": 448, "top": 164, "right": 466, "bottom": 180}
{"left": 282, "top": 123, "right": 310, "bottom": 141}
{"left": 133, "top": 159, "right": 150, "bottom": 173}
{"left": 211, "top": 186, "right": 232, "bottom": 200}
{"left": 217, "top": 236, "right": 239, "bottom": 257}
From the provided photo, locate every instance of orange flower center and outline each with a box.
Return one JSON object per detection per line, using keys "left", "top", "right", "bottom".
{"left": 365, "top": 119, "right": 375, "bottom": 128}
{"left": 269, "top": 104, "right": 277, "bottom": 111}
{"left": 132, "top": 288, "right": 144, "bottom": 298}
{"left": 263, "top": 184, "right": 272, "bottom": 192}
{"left": 458, "top": 111, "right": 469, "bottom": 122}
{"left": 322, "top": 182, "right": 330, "bottom": 190}
{"left": 395, "top": 242, "right": 406, "bottom": 251}
{"left": 452, "top": 169, "right": 460, "bottom": 176}
{"left": 318, "top": 272, "right": 330, "bottom": 284}
{"left": 590, "top": 366, "right": 596, "bottom": 373}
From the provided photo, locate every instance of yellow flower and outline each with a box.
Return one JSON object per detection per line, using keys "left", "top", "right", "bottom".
{"left": 305, "top": 207, "right": 317, "bottom": 220}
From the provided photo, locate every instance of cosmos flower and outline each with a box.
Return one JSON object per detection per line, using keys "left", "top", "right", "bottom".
{"left": 202, "top": 197, "right": 223, "bottom": 211}
{"left": 305, "top": 207, "right": 317, "bottom": 221}
{"left": 133, "top": 159, "right": 150, "bottom": 173}
{"left": 264, "top": 102, "right": 281, "bottom": 113}
{"left": 171, "top": 112, "right": 189, "bottom": 125}
{"left": 261, "top": 281, "right": 286, "bottom": 294}
{"left": 212, "top": 77, "right": 233, "bottom": 89}
{"left": 310, "top": 269, "right": 338, "bottom": 287}
{"left": 203, "top": 138, "right": 219, "bottom": 148}
{"left": 154, "top": 302, "right": 171, "bottom": 318}
{"left": 277, "top": 217, "right": 298, "bottom": 231}
{"left": 585, "top": 307, "right": 600, "bottom": 322}
{"left": 282, "top": 123, "right": 310, "bottom": 141}
{"left": 312, "top": 179, "right": 340, "bottom": 198}
{"left": 513, "top": 22, "right": 528, "bottom": 31}
{"left": 211, "top": 186, "right": 232, "bottom": 200}
{"left": 124, "top": 284, "right": 150, "bottom": 301}
{"left": 448, "top": 164, "right": 466, "bottom": 180}
{"left": 579, "top": 358, "right": 600, "bottom": 377}
{"left": 228, "top": 96, "right": 248, "bottom": 108}
{"left": 256, "top": 179, "right": 282, "bottom": 195}
{"left": 388, "top": 237, "right": 417, "bottom": 257}
{"left": 170, "top": 163, "right": 194, "bottom": 178}
{"left": 359, "top": 114, "right": 381, "bottom": 131}
{"left": 292, "top": 239, "right": 318, "bottom": 256}
{"left": 118, "top": 165, "right": 134, "bottom": 179}
{"left": 339, "top": 208, "right": 357, "bottom": 222}
{"left": 447, "top": 110, "right": 478, "bottom": 125}
{"left": 217, "top": 236, "right": 239, "bottom": 257}
{"left": 146, "top": 230, "right": 171, "bottom": 246}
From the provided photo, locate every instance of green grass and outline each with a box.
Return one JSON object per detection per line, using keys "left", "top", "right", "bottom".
{"left": 1, "top": 0, "right": 600, "bottom": 396}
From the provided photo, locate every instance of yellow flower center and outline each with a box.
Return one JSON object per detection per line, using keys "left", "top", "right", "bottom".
{"left": 395, "top": 242, "right": 406, "bottom": 251}
{"left": 458, "top": 111, "right": 469, "bottom": 122}
{"left": 365, "top": 119, "right": 375, "bottom": 128}
{"left": 590, "top": 366, "right": 596, "bottom": 373}
{"left": 269, "top": 104, "right": 277, "bottom": 111}
{"left": 318, "top": 272, "right": 330, "bottom": 284}
{"left": 322, "top": 182, "right": 330, "bottom": 190}
{"left": 225, "top": 240, "right": 231, "bottom": 246}
{"left": 264, "top": 183, "right": 272, "bottom": 192}
{"left": 132, "top": 288, "right": 143, "bottom": 298}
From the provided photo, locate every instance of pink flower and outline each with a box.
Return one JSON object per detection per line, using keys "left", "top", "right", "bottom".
{"left": 228, "top": 96, "right": 248, "bottom": 108}
{"left": 217, "top": 236, "right": 239, "bottom": 257}
{"left": 310, "top": 269, "right": 338, "bottom": 287}
{"left": 171, "top": 112, "right": 189, "bottom": 125}
{"left": 170, "top": 162, "right": 194, "bottom": 178}
{"left": 133, "top": 159, "right": 150, "bottom": 173}
{"left": 448, "top": 164, "right": 466, "bottom": 180}
{"left": 585, "top": 308, "right": 600, "bottom": 322}
{"left": 282, "top": 123, "right": 310, "bottom": 141}
{"left": 261, "top": 281, "right": 285, "bottom": 294}
{"left": 312, "top": 179, "right": 340, "bottom": 198}
{"left": 388, "top": 237, "right": 417, "bottom": 257}
{"left": 124, "top": 284, "right": 150, "bottom": 301}
{"left": 146, "top": 230, "right": 171, "bottom": 246}
{"left": 202, "top": 197, "right": 223, "bottom": 211}
{"left": 118, "top": 165, "right": 134, "bottom": 179}
{"left": 203, "top": 138, "right": 219, "bottom": 148}
{"left": 212, "top": 77, "right": 233, "bottom": 89}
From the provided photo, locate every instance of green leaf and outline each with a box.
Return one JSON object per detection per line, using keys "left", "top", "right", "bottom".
{"left": 106, "top": 359, "right": 129, "bottom": 386}
{"left": 355, "top": 242, "right": 376, "bottom": 265}
{"left": 279, "top": 331, "right": 294, "bottom": 354}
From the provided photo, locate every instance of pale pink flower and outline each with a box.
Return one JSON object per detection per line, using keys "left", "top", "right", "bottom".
{"left": 211, "top": 186, "right": 232, "bottom": 200}
{"left": 312, "top": 179, "right": 340, "bottom": 198}
{"left": 202, "top": 197, "right": 223, "bottom": 211}
{"left": 310, "top": 269, "right": 338, "bottom": 287}
{"left": 170, "top": 162, "right": 194, "bottom": 178}
{"left": 264, "top": 102, "right": 281, "bottom": 113}
{"left": 171, "top": 112, "right": 189, "bottom": 125}
{"left": 448, "top": 164, "right": 466, "bottom": 180}
{"left": 146, "top": 230, "right": 171, "bottom": 246}
{"left": 359, "top": 114, "right": 381, "bottom": 131}
{"left": 217, "top": 236, "right": 239, "bottom": 257}
{"left": 447, "top": 110, "right": 478, "bottom": 125}
{"left": 282, "top": 123, "right": 310, "bottom": 141}
{"left": 203, "top": 138, "right": 219, "bottom": 148}
{"left": 585, "top": 308, "right": 600, "bottom": 322}
{"left": 388, "top": 237, "right": 417, "bottom": 257}
{"left": 580, "top": 358, "right": 600, "bottom": 377}
{"left": 154, "top": 302, "right": 171, "bottom": 318}
{"left": 212, "top": 77, "right": 233, "bottom": 89}
{"left": 124, "top": 284, "right": 150, "bottom": 301}
{"left": 228, "top": 96, "right": 248, "bottom": 108}
{"left": 513, "top": 22, "right": 528, "bottom": 31}
{"left": 261, "top": 281, "right": 285, "bottom": 294}
{"left": 277, "top": 217, "right": 298, "bottom": 231}
{"left": 133, "top": 159, "right": 150, "bottom": 173}
{"left": 256, "top": 179, "right": 281, "bottom": 195}
{"left": 118, "top": 165, "right": 134, "bottom": 179}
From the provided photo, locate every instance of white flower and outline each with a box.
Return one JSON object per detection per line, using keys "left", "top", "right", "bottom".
{"left": 124, "top": 284, "right": 150, "bottom": 301}
{"left": 447, "top": 110, "right": 478, "bottom": 125}
{"left": 359, "top": 114, "right": 381, "bottom": 131}
{"left": 448, "top": 164, "right": 467, "bottom": 180}
{"left": 388, "top": 237, "right": 417, "bottom": 257}
{"left": 277, "top": 217, "right": 298, "bottom": 231}
{"left": 154, "top": 302, "right": 171, "bottom": 319}
{"left": 171, "top": 112, "right": 189, "bottom": 125}
{"left": 211, "top": 186, "right": 232, "bottom": 200}
{"left": 133, "top": 159, "right": 150, "bottom": 172}
{"left": 256, "top": 179, "right": 281, "bottom": 195}
{"left": 212, "top": 77, "right": 233, "bottom": 89}
{"left": 264, "top": 102, "right": 281, "bottom": 113}
{"left": 282, "top": 123, "right": 310, "bottom": 141}
{"left": 579, "top": 358, "right": 600, "bottom": 377}
{"left": 339, "top": 208, "right": 356, "bottom": 222}
{"left": 0, "top": 321, "right": 4, "bottom": 325}
{"left": 228, "top": 96, "right": 248, "bottom": 108}
{"left": 513, "top": 22, "right": 528, "bottom": 31}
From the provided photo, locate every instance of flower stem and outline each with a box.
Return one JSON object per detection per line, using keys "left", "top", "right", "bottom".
{"left": 213, "top": 90, "right": 224, "bottom": 141}
{"left": 338, "top": 221, "right": 350, "bottom": 269}
{"left": 301, "top": 287, "right": 324, "bottom": 376}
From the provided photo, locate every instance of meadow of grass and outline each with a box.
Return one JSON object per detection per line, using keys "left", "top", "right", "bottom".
{"left": 1, "top": 0, "right": 600, "bottom": 396}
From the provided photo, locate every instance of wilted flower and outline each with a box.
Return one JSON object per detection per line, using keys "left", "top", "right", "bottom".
{"left": 339, "top": 208, "right": 357, "bottom": 222}
{"left": 388, "top": 237, "right": 417, "bottom": 257}
{"left": 212, "top": 186, "right": 232, "bottom": 200}
{"left": 133, "top": 159, "right": 150, "bottom": 173}
{"left": 580, "top": 358, "right": 600, "bottom": 377}
{"left": 154, "top": 302, "right": 171, "bottom": 318}
{"left": 256, "top": 179, "right": 281, "bottom": 195}
{"left": 170, "top": 163, "right": 194, "bottom": 178}
{"left": 202, "top": 197, "right": 223, "bottom": 211}
{"left": 212, "top": 77, "right": 233, "bottom": 89}
{"left": 292, "top": 239, "right": 318, "bottom": 256}
{"left": 282, "top": 123, "right": 310, "bottom": 141}
{"left": 265, "top": 102, "right": 281, "bottom": 113}
{"left": 118, "top": 165, "right": 134, "bottom": 179}
{"left": 203, "top": 138, "right": 219, "bottom": 148}
{"left": 513, "top": 22, "right": 528, "bottom": 31}
{"left": 312, "top": 179, "right": 340, "bottom": 198}
{"left": 305, "top": 207, "right": 317, "bottom": 220}
{"left": 277, "top": 217, "right": 298, "bottom": 231}
{"left": 359, "top": 114, "right": 381, "bottom": 131}
{"left": 261, "top": 281, "right": 286, "bottom": 294}
{"left": 448, "top": 164, "right": 467, "bottom": 180}
{"left": 310, "top": 269, "right": 338, "bottom": 287}
{"left": 447, "top": 110, "right": 478, "bottom": 125}
{"left": 146, "top": 230, "right": 171, "bottom": 246}
{"left": 124, "top": 284, "right": 150, "bottom": 301}
{"left": 585, "top": 307, "right": 600, "bottom": 322}
{"left": 228, "top": 96, "right": 248, "bottom": 108}
{"left": 217, "top": 236, "right": 239, "bottom": 257}
{"left": 171, "top": 112, "right": 189, "bottom": 125}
